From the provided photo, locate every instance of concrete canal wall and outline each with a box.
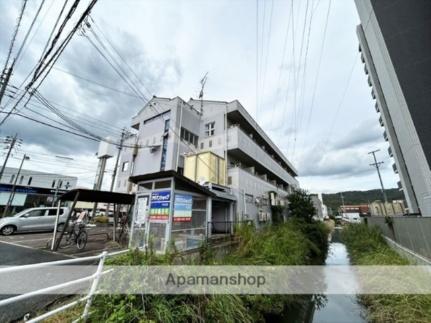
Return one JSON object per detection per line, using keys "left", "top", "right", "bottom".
{"left": 366, "top": 216, "right": 431, "bottom": 262}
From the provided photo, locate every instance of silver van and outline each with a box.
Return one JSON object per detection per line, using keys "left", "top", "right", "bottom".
{"left": 0, "top": 207, "right": 69, "bottom": 235}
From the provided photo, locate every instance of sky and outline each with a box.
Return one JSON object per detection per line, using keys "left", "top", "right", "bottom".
{"left": 0, "top": 0, "right": 399, "bottom": 194}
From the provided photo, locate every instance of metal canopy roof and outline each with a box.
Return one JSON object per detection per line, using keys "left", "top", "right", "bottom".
{"left": 59, "top": 188, "right": 135, "bottom": 204}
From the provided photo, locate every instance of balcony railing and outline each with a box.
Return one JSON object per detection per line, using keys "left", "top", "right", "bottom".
{"left": 227, "top": 126, "right": 297, "bottom": 186}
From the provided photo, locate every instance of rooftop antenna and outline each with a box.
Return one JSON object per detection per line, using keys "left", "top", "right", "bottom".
{"left": 199, "top": 72, "right": 208, "bottom": 113}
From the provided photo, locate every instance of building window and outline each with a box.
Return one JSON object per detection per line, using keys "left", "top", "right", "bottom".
{"left": 19, "top": 176, "right": 24, "bottom": 185}
{"left": 10, "top": 175, "right": 15, "bottom": 183}
{"left": 227, "top": 176, "right": 232, "bottom": 185}
{"left": 245, "top": 194, "right": 254, "bottom": 204}
{"left": 205, "top": 122, "right": 215, "bottom": 136}
{"left": 52, "top": 180, "right": 56, "bottom": 188}
{"left": 122, "top": 161, "right": 129, "bottom": 172}
{"left": 208, "top": 140, "right": 212, "bottom": 148}
{"left": 200, "top": 142, "right": 204, "bottom": 149}
{"left": 160, "top": 119, "right": 170, "bottom": 171}
{"left": 27, "top": 177, "right": 32, "bottom": 186}
{"left": 180, "top": 127, "right": 198, "bottom": 146}
{"left": 58, "top": 180, "right": 63, "bottom": 188}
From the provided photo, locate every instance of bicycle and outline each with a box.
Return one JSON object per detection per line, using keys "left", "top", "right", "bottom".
{"left": 117, "top": 214, "right": 129, "bottom": 246}
{"left": 59, "top": 222, "right": 88, "bottom": 250}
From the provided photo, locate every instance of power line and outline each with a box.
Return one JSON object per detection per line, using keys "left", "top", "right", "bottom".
{"left": 50, "top": 65, "right": 142, "bottom": 99}
{"left": 13, "top": 0, "right": 47, "bottom": 65}
{"left": 0, "top": 111, "right": 100, "bottom": 142}
{"left": 2, "top": 0, "right": 28, "bottom": 70}
{"left": 305, "top": 0, "right": 332, "bottom": 132}
{"left": 0, "top": 0, "right": 99, "bottom": 126}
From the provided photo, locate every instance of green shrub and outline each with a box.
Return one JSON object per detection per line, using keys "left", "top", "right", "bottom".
{"left": 86, "top": 221, "right": 329, "bottom": 322}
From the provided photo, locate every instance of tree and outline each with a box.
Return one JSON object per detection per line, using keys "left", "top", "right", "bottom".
{"left": 288, "top": 189, "right": 316, "bottom": 222}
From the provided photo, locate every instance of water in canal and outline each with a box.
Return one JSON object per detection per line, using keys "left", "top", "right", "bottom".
{"left": 311, "top": 231, "right": 367, "bottom": 323}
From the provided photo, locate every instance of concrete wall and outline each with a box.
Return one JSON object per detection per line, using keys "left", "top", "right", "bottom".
{"left": 367, "top": 216, "right": 431, "bottom": 260}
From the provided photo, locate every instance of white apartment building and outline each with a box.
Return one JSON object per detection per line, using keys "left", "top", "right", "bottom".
{"left": 355, "top": 0, "right": 431, "bottom": 216}
{"left": 115, "top": 96, "right": 299, "bottom": 225}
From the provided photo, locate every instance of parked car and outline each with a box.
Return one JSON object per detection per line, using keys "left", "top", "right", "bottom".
{"left": 0, "top": 207, "right": 70, "bottom": 235}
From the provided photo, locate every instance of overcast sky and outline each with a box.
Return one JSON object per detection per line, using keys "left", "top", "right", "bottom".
{"left": 0, "top": 0, "right": 399, "bottom": 194}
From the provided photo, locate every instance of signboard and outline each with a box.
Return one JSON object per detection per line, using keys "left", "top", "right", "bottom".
{"left": 173, "top": 194, "right": 193, "bottom": 222}
{"left": 135, "top": 195, "right": 149, "bottom": 225}
{"left": 149, "top": 191, "right": 171, "bottom": 221}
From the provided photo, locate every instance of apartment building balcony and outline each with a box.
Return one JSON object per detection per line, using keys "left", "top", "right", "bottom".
{"left": 383, "top": 130, "right": 388, "bottom": 141}
{"left": 227, "top": 166, "right": 290, "bottom": 196}
{"left": 225, "top": 102, "right": 297, "bottom": 177}
{"left": 388, "top": 146, "right": 393, "bottom": 157}
{"left": 226, "top": 125, "right": 298, "bottom": 186}
{"left": 379, "top": 115, "right": 384, "bottom": 127}
{"left": 393, "top": 163, "right": 398, "bottom": 174}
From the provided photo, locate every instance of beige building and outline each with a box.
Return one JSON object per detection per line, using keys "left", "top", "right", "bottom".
{"left": 369, "top": 200, "right": 405, "bottom": 216}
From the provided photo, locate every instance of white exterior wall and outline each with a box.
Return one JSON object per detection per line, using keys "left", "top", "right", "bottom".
{"left": 228, "top": 167, "right": 289, "bottom": 222}
{"left": 355, "top": 0, "right": 431, "bottom": 216}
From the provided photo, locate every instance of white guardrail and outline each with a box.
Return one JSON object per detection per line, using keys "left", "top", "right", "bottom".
{"left": 0, "top": 249, "right": 128, "bottom": 323}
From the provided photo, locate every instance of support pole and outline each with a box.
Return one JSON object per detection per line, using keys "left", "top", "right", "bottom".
{"left": 54, "top": 192, "right": 79, "bottom": 251}
{"left": 51, "top": 200, "right": 62, "bottom": 250}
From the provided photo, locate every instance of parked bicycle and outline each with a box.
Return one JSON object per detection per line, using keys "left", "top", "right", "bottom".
{"left": 61, "top": 222, "right": 88, "bottom": 250}
{"left": 117, "top": 213, "right": 129, "bottom": 246}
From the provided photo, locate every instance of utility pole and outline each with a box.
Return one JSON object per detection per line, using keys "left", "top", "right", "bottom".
{"left": 2, "top": 154, "right": 29, "bottom": 217}
{"left": 369, "top": 149, "right": 388, "bottom": 216}
{"left": 0, "top": 134, "right": 19, "bottom": 180}
{"left": 340, "top": 192, "right": 345, "bottom": 216}
{"left": 0, "top": 66, "right": 13, "bottom": 108}
{"left": 108, "top": 130, "right": 126, "bottom": 242}
{"left": 110, "top": 129, "right": 126, "bottom": 192}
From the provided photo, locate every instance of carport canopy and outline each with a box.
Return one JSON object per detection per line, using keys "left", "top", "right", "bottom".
{"left": 59, "top": 188, "right": 135, "bottom": 204}
{"left": 52, "top": 189, "right": 135, "bottom": 251}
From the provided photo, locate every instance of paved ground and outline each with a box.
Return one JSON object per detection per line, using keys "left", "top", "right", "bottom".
{"left": 0, "top": 225, "right": 124, "bottom": 258}
{"left": 0, "top": 226, "right": 127, "bottom": 322}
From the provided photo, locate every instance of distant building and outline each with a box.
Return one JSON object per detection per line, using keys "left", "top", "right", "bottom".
{"left": 355, "top": 0, "right": 431, "bottom": 215}
{"left": 369, "top": 200, "right": 405, "bottom": 217}
{"left": 310, "top": 194, "right": 324, "bottom": 221}
{"left": 0, "top": 167, "right": 77, "bottom": 214}
{"left": 339, "top": 204, "right": 368, "bottom": 223}
{"left": 340, "top": 204, "right": 370, "bottom": 217}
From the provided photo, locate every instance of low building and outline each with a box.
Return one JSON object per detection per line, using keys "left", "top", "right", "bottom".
{"left": 129, "top": 171, "right": 236, "bottom": 253}
{"left": 115, "top": 96, "right": 299, "bottom": 228}
{"left": 369, "top": 200, "right": 405, "bottom": 216}
{"left": 0, "top": 167, "right": 77, "bottom": 214}
{"left": 339, "top": 204, "right": 369, "bottom": 223}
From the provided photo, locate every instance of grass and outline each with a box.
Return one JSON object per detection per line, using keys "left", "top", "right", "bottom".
{"left": 44, "top": 220, "right": 329, "bottom": 322}
{"left": 342, "top": 223, "right": 431, "bottom": 323}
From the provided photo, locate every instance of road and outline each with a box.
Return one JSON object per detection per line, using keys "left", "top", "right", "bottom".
{"left": 0, "top": 228, "right": 120, "bottom": 322}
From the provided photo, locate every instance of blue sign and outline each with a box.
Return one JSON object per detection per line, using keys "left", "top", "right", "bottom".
{"left": 174, "top": 194, "right": 193, "bottom": 222}
{"left": 150, "top": 191, "right": 171, "bottom": 220}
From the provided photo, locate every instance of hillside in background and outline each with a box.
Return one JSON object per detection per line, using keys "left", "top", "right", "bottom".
{"left": 322, "top": 188, "right": 404, "bottom": 214}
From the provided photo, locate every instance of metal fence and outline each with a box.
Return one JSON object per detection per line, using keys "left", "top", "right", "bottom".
{"left": 0, "top": 249, "right": 127, "bottom": 322}
{"left": 366, "top": 216, "right": 431, "bottom": 260}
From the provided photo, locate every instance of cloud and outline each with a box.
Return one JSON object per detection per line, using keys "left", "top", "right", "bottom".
{"left": 332, "top": 118, "right": 382, "bottom": 150}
